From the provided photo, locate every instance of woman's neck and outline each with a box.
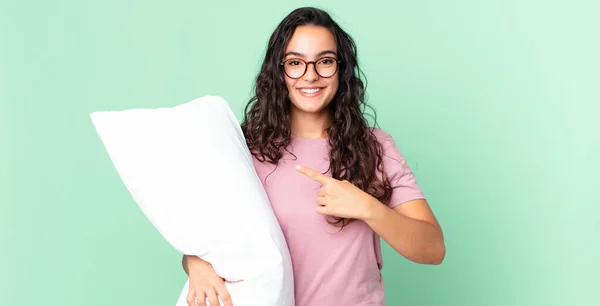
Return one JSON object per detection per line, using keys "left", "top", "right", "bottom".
{"left": 290, "top": 108, "right": 331, "bottom": 139}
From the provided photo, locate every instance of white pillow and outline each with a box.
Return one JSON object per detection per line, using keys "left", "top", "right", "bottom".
{"left": 89, "top": 96, "right": 295, "bottom": 306}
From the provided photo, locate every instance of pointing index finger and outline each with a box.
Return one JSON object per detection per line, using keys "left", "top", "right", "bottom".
{"left": 296, "top": 165, "right": 329, "bottom": 184}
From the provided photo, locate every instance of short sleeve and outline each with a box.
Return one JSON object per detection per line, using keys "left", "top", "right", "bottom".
{"left": 379, "top": 132, "right": 426, "bottom": 208}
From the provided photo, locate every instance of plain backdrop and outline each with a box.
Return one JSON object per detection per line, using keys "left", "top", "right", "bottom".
{"left": 1, "top": 0, "right": 598, "bottom": 305}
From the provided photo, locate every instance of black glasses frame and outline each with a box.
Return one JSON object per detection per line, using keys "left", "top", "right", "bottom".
{"left": 280, "top": 57, "right": 341, "bottom": 79}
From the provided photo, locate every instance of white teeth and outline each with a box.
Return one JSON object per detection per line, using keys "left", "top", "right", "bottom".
{"left": 300, "top": 88, "right": 321, "bottom": 93}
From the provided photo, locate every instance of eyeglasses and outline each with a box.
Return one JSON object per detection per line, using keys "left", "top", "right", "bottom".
{"left": 280, "top": 57, "right": 340, "bottom": 79}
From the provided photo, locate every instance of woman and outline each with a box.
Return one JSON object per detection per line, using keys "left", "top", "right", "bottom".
{"left": 183, "top": 7, "right": 445, "bottom": 306}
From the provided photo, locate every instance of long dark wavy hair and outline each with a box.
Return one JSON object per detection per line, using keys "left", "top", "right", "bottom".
{"left": 241, "top": 7, "right": 393, "bottom": 228}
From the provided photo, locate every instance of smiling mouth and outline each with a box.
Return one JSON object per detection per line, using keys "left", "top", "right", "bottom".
{"left": 298, "top": 87, "right": 324, "bottom": 96}
{"left": 300, "top": 88, "right": 322, "bottom": 93}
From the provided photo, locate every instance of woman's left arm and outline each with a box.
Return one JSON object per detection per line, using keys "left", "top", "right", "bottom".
{"left": 363, "top": 198, "right": 445, "bottom": 265}
{"left": 296, "top": 165, "right": 446, "bottom": 265}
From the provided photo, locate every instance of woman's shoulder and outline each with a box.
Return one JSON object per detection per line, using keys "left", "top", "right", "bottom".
{"left": 368, "top": 127, "right": 394, "bottom": 143}
{"left": 368, "top": 127, "right": 407, "bottom": 158}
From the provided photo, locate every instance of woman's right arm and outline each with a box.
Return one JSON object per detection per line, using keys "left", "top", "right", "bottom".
{"left": 182, "top": 255, "right": 234, "bottom": 306}
{"left": 181, "top": 255, "right": 193, "bottom": 275}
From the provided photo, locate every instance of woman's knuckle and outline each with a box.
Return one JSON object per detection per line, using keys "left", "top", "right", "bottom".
{"left": 221, "top": 293, "right": 232, "bottom": 302}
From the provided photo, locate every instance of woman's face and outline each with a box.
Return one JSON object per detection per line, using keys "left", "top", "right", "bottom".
{"left": 282, "top": 25, "right": 340, "bottom": 116}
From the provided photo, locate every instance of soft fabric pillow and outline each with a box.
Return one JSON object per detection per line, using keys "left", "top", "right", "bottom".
{"left": 89, "top": 96, "right": 294, "bottom": 306}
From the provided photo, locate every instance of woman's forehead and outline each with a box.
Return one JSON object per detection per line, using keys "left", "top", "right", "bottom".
{"left": 285, "top": 26, "right": 337, "bottom": 56}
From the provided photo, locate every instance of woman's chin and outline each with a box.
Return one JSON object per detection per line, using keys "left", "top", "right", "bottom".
{"left": 293, "top": 103, "right": 326, "bottom": 114}
{"left": 290, "top": 97, "right": 332, "bottom": 114}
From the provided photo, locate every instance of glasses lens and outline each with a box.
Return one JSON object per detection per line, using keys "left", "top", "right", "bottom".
{"left": 315, "top": 57, "right": 337, "bottom": 78}
{"left": 283, "top": 59, "right": 306, "bottom": 79}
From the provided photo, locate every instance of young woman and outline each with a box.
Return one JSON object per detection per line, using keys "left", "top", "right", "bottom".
{"left": 182, "top": 7, "right": 445, "bottom": 306}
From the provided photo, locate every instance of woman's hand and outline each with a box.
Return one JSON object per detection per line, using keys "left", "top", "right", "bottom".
{"left": 295, "top": 165, "right": 378, "bottom": 220}
{"left": 184, "top": 256, "right": 239, "bottom": 306}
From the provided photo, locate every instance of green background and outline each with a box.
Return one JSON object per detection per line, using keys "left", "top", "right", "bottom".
{"left": 2, "top": 0, "right": 598, "bottom": 305}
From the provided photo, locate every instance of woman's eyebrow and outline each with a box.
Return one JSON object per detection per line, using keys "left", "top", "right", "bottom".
{"left": 317, "top": 50, "right": 337, "bottom": 57}
{"left": 283, "top": 50, "right": 338, "bottom": 58}
{"left": 284, "top": 51, "right": 305, "bottom": 58}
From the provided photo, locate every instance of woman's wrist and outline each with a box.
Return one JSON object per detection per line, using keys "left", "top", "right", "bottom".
{"left": 361, "top": 197, "right": 389, "bottom": 223}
